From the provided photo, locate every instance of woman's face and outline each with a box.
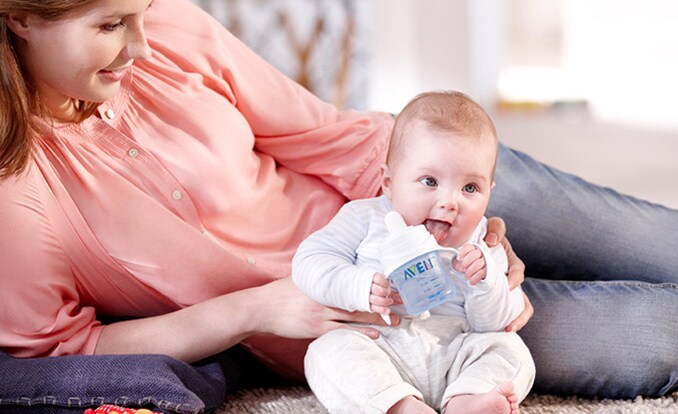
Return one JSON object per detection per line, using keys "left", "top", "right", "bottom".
{"left": 9, "top": 0, "right": 153, "bottom": 119}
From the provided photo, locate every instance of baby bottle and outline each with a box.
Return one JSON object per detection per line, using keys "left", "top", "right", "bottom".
{"left": 379, "top": 211, "right": 458, "bottom": 315}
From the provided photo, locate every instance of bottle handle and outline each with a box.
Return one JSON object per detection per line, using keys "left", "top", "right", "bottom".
{"left": 438, "top": 247, "right": 461, "bottom": 275}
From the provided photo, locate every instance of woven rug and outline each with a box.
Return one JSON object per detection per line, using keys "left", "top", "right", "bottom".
{"left": 217, "top": 385, "right": 678, "bottom": 414}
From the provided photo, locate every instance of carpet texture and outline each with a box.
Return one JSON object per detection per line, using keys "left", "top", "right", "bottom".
{"left": 217, "top": 386, "right": 678, "bottom": 414}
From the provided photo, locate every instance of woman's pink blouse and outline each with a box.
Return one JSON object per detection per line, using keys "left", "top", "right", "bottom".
{"left": 0, "top": 0, "right": 392, "bottom": 363}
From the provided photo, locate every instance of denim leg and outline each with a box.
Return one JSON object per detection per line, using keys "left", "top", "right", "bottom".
{"left": 520, "top": 278, "right": 678, "bottom": 398}
{"left": 488, "top": 145, "right": 678, "bottom": 397}
{"left": 488, "top": 144, "right": 678, "bottom": 283}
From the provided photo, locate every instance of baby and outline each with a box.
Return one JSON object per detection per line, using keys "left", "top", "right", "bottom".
{"left": 293, "top": 91, "right": 535, "bottom": 414}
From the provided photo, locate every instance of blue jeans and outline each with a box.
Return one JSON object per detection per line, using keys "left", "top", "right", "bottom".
{"left": 488, "top": 144, "right": 678, "bottom": 398}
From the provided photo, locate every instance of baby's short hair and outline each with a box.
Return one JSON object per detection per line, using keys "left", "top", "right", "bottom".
{"left": 387, "top": 91, "right": 498, "bottom": 167}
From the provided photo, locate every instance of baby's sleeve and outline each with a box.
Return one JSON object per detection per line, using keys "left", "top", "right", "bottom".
{"left": 292, "top": 202, "right": 376, "bottom": 312}
{"left": 462, "top": 218, "right": 523, "bottom": 332}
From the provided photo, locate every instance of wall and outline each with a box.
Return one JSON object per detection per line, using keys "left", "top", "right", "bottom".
{"left": 368, "top": 0, "right": 473, "bottom": 113}
{"left": 369, "top": 0, "right": 678, "bottom": 132}
{"left": 367, "top": 0, "right": 678, "bottom": 208}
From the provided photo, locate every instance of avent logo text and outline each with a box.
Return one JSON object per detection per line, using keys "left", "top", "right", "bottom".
{"left": 403, "top": 258, "right": 436, "bottom": 279}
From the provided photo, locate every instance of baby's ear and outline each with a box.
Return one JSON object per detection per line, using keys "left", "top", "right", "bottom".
{"left": 491, "top": 180, "right": 496, "bottom": 189}
{"left": 380, "top": 163, "right": 393, "bottom": 198}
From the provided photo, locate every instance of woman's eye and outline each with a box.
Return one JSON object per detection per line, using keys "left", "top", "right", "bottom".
{"left": 102, "top": 21, "right": 125, "bottom": 32}
{"left": 420, "top": 177, "right": 438, "bottom": 187}
{"left": 463, "top": 184, "right": 477, "bottom": 193}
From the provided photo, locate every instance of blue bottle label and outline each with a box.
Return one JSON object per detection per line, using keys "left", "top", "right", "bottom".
{"left": 391, "top": 251, "right": 455, "bottom": 315}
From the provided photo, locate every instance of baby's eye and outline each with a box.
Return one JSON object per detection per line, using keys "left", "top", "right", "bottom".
{"left": 419, "top": 177, "right": 438, "bottom": 187}
{"left": 463, "top": 184, "right": 478, "bottom": 193}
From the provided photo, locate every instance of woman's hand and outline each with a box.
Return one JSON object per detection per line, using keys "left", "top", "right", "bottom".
{"left": 254, "top": 277, "right": 397, "bottom": 341}
{"left": 485, "top": 217, "right": 524, "bottom": 289}
{"left": 485, "top": 217, "right": 533, "bottom": 332}
{"left": 505, "top": 290, "right": 534, "bottom": 333}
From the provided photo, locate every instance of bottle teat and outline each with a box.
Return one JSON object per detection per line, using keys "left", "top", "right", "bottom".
{"left": 380, "top": 211, "right": 441, "bottom": 277}
{"left": 384, "top": 211, "right": 407, "bottom": 236}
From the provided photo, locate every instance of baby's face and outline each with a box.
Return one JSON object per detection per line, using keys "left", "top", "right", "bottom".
{"left": 381, "top": 122, "right": 496, "bottom": 248}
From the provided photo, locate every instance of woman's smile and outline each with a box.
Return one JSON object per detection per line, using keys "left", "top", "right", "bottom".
{"left": 98, "top": 65, "right": 131, "bottom": 82}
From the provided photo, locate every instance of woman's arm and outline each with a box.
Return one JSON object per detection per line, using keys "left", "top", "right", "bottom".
{"left": 94, "top": 277, "right": 385, "bottom": 363}
{"left": 145, "top": 0, "right": 393, "bottom": 201}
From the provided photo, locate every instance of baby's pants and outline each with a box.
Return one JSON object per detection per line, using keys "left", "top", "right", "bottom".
{"left": 304, "top": 316, "right": 535, "bottom": 414}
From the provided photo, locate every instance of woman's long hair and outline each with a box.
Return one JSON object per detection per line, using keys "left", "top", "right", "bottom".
{"left": 0, "top": 1, "right": 99, "bottom": 179}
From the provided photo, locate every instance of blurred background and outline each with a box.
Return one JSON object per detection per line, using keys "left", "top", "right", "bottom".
{"left": 191, "top": 0, "right": 678, "bottom": 209}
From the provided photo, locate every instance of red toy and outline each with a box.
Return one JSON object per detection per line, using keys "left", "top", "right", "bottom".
{"left": 84, "top": 405, "right": 161, "bottom": 414}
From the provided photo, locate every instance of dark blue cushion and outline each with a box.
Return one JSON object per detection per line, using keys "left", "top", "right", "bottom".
{"left": 0, "top": 352, "right": 227, "bottom": 414}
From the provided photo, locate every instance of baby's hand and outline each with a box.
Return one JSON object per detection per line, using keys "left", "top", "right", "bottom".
{"left": 370, "top": 272, "right": 394, "bottom": 317}
{"left": 453, "top": 244, "right": 487, "bottom": 286}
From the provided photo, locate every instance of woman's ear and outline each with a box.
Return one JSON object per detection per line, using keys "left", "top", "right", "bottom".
{"left": 380, "top": 163, "right": 393, "bottom": 199}
{"left": 6, "top": 14, "right": 32, "bottom": 41}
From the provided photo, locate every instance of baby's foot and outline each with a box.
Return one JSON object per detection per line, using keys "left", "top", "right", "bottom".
{"left": 387, "top": 395, "right": 436, "bottom": 414}
{"left": 444, "top": 382, "right": 520, "bottom": 414}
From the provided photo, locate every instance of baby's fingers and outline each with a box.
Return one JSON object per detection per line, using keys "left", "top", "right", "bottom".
{"left": 389, "top": 291, "right": 403, "bottom": 305}
{"left": 370, "top": 293, "right": 393, "bottom": 308}
{"left": 455, "top": 246, "right": 481, "bottom": 272}
{"left": 465, "top": 261, "right": 486, "bottom": 285}
{"left": 457, "top": 244, "right": 477, "bottom": 258}
{"left": 372, "top": 273, "right": 389, "bottom": 288}
{"left": 371, "top": 273, "right": 391, "bottom": 298}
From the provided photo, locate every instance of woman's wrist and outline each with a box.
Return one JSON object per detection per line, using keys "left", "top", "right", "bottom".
{"left": 236, "top": 283, "right": 270, "bottom": 337}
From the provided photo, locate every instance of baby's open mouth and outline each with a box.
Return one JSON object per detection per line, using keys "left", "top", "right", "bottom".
{"left": 424, "top": 219, "right": 450, "bottom": 242}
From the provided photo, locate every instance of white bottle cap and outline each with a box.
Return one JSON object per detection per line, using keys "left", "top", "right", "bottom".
{"left": 379, "top": 211, "right": 441, "bottom": 276}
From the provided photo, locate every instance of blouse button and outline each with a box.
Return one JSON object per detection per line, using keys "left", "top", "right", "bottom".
{"left": 105, "top": 109, "right": 115, "bottom": 119}
{"left": 128, "top": 148, "right": 139, "bottom": 158}
{"left": 246, "top": 257, "right": 257, "bottom": 265}
{"left": 172, "top": 190, "right": 182, "bottom": 200}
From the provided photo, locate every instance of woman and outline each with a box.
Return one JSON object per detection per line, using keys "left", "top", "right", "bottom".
{"left": 0, "top": 0, "right": 523, "bottom": 387}
{"left": 0, "top": 0, "right": 676, "bottom": 411}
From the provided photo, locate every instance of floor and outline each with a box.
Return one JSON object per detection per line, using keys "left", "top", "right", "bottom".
{"left": 492, "top": 108, "right": 678, "bottom": 210}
